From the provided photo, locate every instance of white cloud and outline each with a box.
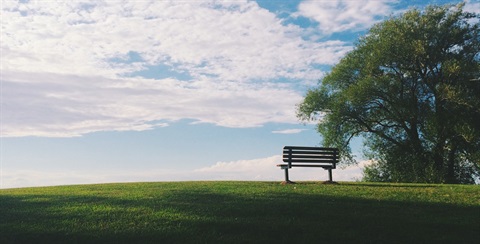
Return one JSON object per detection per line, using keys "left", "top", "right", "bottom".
{"left": 297, "top": 0, "right": 396, "bottom": 34}
{"left": 0, "top": 157, "right": 372, "bottom": 189}
{"left": 2, "top": 0, "right": 350, "bottom": 79}
{"left": 195, "top": 155, "right": 367, "bottom": 182}
{"left": 466, "top": 0, "right": 480, "bottom": 15}
{"left": 1, "top": 71, "right": 303, "bottom": 137}
{"left": 0, "top": 169, "right": 191, "bottom": 189}
{"left": 1, "top": 0, "right": 353, "bottom": 137}
{"left": 272, "top": 128, "right": 307, "bottom": 134}
{"left": 195, "top": 155, "right": 281, "bottom": 180}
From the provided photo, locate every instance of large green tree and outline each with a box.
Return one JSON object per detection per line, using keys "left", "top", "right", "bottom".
{"left": 298, "top": 4, "right": 480, "bottom": 184}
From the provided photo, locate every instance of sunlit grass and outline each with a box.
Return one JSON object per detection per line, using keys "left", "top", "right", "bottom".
{"left": 1, "top": 181, "right": 479, "bottom": 243}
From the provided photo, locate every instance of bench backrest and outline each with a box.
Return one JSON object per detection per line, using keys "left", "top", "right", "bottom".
{"left": 283, "top": 146, "right": 338, "bottom": 169}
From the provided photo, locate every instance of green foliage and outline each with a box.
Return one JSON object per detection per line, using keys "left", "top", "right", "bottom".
{"left": 298, "top": 3, "right": 480, "bottom": 184}
{"left": 1, "top": 182, "right": 479, "bottom": 243}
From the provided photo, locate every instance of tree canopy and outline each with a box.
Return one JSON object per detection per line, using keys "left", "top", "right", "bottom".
{"left": 298, "top": 4, "right": 480, "bottom": 184}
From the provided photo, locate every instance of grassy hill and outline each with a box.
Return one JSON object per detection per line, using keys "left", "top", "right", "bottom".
{"left": 1, "top": 181, "right": 479, "bottom": 243}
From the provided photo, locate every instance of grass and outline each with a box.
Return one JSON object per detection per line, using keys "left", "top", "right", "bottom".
{"left": 1, "top": 181, "right": 479, "bottom": 243}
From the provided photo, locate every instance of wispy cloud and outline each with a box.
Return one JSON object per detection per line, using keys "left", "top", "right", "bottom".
{"left": 466, "top": 0, "right": 480, "bottom": 15}
{"left": 0, "top": 169, "right": 190, "bottom": 189}
{"left": 297, "top": 0, "right": 396, "bottom": 34}
{"left": 271, "top": 129, "right": 307, "bottom": 134}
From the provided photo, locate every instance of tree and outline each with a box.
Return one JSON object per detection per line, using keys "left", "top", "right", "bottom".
{"left": 297, "top": 4, "right": 480, "bottom": 184}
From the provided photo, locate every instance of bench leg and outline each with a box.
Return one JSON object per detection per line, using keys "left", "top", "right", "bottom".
{"left": 282, "top": 168, "right": 294, "bottom": 184}
{"left": 328, "top": 168, "right": 333, "bottom": 182}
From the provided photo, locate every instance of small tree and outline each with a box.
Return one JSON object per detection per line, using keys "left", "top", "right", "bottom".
{"left": 298, "top": 4, "right": 480, "bottom": 184}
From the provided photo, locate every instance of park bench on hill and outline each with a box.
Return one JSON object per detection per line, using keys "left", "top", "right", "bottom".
{"left": 277, "top": 146, "right": 339, "bottom": 184}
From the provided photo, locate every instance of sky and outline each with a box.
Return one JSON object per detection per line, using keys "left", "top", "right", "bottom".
{"left": 1, "top": 0, "right": 479, "bottom": 189}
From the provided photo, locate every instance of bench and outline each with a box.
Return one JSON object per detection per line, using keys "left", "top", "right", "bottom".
{"left": 277, "top": 146, "right": 339, "bottom": 183}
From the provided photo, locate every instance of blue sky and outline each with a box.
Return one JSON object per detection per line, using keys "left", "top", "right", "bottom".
{"left": 1, "top": 0, "right": 478, "bottom": 188}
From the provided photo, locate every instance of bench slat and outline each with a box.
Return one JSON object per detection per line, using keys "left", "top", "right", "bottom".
{"left": 283, "top": 151, "right": 336, "bottom": 155}
{"left": 283, "top": 146, "right": 337, "bottom": 151}
{"left": 283, "top": 151, "right": 337, "bottom": 154}
{"left": 282, "top": 159, "right": 336, "bottom": 163}
{"left": 283, "top": 155, "right": 336, "bottom": 159}
{"left": 277, "top": 164, "right": 333, "bottom": 168}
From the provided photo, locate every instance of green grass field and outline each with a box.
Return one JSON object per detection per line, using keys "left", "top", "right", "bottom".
{"left": 1, "top": 181, "right": 479, "bottom": 243}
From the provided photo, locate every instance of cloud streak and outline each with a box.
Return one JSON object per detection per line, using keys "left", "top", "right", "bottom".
{"left": 272, "top": 129, "right": 307, "bottom": 134}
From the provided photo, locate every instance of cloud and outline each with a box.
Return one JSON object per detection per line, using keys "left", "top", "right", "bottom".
{"left": 272, "top": 129, "right": 307, "bottom": 134}
{"left": 195, "top": 155, "right": 367, "bottom": 182}
{"left": 1, "top": 0, "right": 355, "bottom": 137}
{"left": 466, "top": 0, "right": 480, "bottom": 15}
{"left": 0, "top": 169, "right": 191, "bottom": 189}
{"left": 0, "top": 157, "right": 372, "bottom": 188}
{"left": 2, "top": 1, "right": 351, "bottom": 79}
{"left": 297, "top": 0, "right": 396, "bottom": 34}
{"left": 1, "top": 71, "right": 304, "bottom": 137}
{"left": 195, "top": 156, "right": 281, "bottom": 180}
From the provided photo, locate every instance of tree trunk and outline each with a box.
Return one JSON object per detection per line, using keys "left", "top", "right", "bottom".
{"left": 445, "top": 144, "right": 457, "bottom": 184}
{"left": 433, "top": 151, "right": 444, "bottom": 183}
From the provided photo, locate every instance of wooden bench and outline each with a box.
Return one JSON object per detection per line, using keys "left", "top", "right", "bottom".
{"left": 277, "top": 146, "right": 339, "bottom": 183}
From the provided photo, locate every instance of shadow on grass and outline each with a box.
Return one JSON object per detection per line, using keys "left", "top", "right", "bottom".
{"left": 0, "top": 183, "right": 479, "bottom": 244}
